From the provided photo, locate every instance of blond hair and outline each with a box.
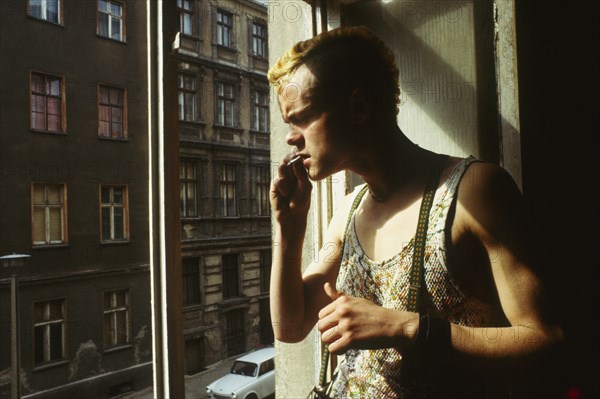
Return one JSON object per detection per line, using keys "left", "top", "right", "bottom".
{"left": 268, "top": 26, "right": 401, "bottom": 120}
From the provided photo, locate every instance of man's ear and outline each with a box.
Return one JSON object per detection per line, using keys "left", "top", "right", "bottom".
{"left": 348, "top": 88, "right": 370, "bottom": 125}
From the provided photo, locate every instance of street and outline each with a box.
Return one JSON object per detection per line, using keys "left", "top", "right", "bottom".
{"left": 120, "top": 353, "right": 240, "bottom": 399}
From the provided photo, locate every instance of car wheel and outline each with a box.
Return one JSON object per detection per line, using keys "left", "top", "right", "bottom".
{"left": 245, "top": 395, "right": 258, "bottom": 399}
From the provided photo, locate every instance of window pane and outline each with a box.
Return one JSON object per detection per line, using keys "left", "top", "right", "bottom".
{"left": 48, "top": 299, "right": 62, "bottom": 319}
{"left": 110, "top": 2, "right": 122, "bottom": 17}
{"left": 48, "top": 78, "right": 61, "bottom": 96}
{"left": 99, "top": 13, "right": 109, "bottom": 37}
{"left": 113, "top": 187, "right": 124, "bottom": 203}
{"left": 102, "top": 208, "right": 111, "bottom": 239}
{"left": 32, "top": 94, "right": 46, "bottom": 114}
{"left": 49, "top": 207, "right": 62, "bottom": 241}
{"left": 34, "top": 326, "right": 45, "bottom": 364}
{"left": 47, "top": 0, "right": 59, "bottom": 23}
{"left": 98, "top": 0, "right": 108, "bottom": 13}
{"left": 115, "top": 290, "right": 127, "bottom": 307}
{"left": 30, "top": 0, "right": 42, "bottom": 18}
{"left": 110, "top": 88, "right": 123, "bottom": 105}
{"left": 183, "top": 14, "right": 192, "bottom": 35}
{"left": 114, "top": 208, "right": 124, "bottom": 239}
{"left": 116, "top": 311, "right": 127, "bottom": 343}
{"left": 111, "top": 18, "right": 121, "bottom": 40}
{"left": 99, "top": 86, "right": 110, "bottom": 103}
{"left": 101, "top": 187, "right": 111, "bottom": 203}
{"left": 47, "top": 185, "right": 61, "bottom": 204}
{"left": 33, "top": 208, "right": 46, "bottom": 243}
{"left": 49, "top": 323, "right": 63, "bottom": 360}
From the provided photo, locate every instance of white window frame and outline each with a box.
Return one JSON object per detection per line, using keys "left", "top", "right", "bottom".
{"left": 33, "top": 299, "right": 66, "bottom": 365}
{"left": 100, "top": 185, "right": 129, "bottom": 242}
{"left": 98, "top": 0, "right": 125, "bottom": 42}
{"left": 32, "top": 183, "right": 67, "bottom": 246}
{"left": 28, "top": 0, "right": 61, "bottom": 24}
{"left": 103, "top": 289, "right": 131, "bottom": 348}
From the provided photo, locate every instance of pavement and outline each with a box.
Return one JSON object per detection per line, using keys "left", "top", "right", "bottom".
{"left": 120, "top": 353, "right": 241, "bottom": 399}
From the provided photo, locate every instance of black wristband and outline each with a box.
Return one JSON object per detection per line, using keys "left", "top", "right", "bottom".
{"left": 416, "top": 314, "right": 451, "bottom": 361}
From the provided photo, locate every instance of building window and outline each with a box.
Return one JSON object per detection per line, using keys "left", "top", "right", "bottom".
{"left": 32, "top": 183, "right": 67, "bottom": 246}
{"left": 252, "top": 91, "right": 269, "bottom": 132}
{"left": 103, "top": 289, "right": 130, "bottom": 348}
{"left": 183, "top": 258, "right": 202, "bottom": 306}
{"left": 28, "top": 0, "right": 61, "bottom": 24}
{"left": 177, "top": 0, "right": 193, "bottom": 36}
{"left": 100, "top": 185, "right": 129, "bottom": 242}
{"left": 178, "top": 73, "right": 197, "bottom": 122}
{"left": 251, "top": 22, "right": 267, "bottom": 58}
{"left": 98, "top": 0, "right": 124, "bottom": 41}
{"left": 216, "top": 10, "right": 232, "bottom": 47}
{"left": 34, "top": 299, "right": 66, "bottom": 365}
{"left": 217, "top": 82, "right": 235, "bottom": 127}
{"left": 30, "top": 72, "right": 64, "bottom": 133}
{"left": 257, "top": 166, "right": 270, "bottom": 216}
{"left": 220, "top": 164, "right": 237, "bottom": 216}
{"left": 180, "top": 160, "right": 198, "bottom": 218}
{"left": 98, "top": 85, "right": 127, "bottom": 139}
{"left": 222, "top": 253, "right": 239, "bottom": 299}
{"left": 260, "top": 250, "right": 271, "bottom": 293}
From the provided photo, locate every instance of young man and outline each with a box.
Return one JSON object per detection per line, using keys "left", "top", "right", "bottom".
{"left": 268, "top": 27, "right": 562, "bottom": 398}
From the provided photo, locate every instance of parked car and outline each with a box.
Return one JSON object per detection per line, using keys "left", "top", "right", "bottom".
{"left": 206, "top": 347, "right": 275, "bottom": 399}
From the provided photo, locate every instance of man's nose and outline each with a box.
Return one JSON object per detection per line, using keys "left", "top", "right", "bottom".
{"left": 285, "top": 129, "right": 303, "bottom": 146}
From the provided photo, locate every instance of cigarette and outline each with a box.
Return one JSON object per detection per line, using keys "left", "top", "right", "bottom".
{"left": 288, "top": 155, "right": 303, "bottom": 167}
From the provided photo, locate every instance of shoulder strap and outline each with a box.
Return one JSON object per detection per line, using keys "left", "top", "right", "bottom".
{"left": 317, "top": 185, "right": 368, "bottom": 389}
{"left": 406, "top": 155, "right": 447, "bottom": 312}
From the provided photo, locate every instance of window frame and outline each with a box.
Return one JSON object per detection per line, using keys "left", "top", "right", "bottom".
{"left": 182, "top": 257, "right": 203, "bottom": 307}
{"left": 177, "top": 0, "right": 195, "bottom": 37}
{"left": 220, "top": 163, "right": 237, "bottom": 217}
{"left": 259, "top": 250, "right": 272, "bottom": 293}
{"left": 31, "top": 182, "right": 68, "bottom": 246}
{"left": 222, "top": 253, "right": 240, "bottom": 300}
{"left": 99, "top": 185, "right": 130, "bottom": 243}
{"left": 29, "top": 71, "right": 66, "bottom": 134}
{"left": 97, "top": 0, "right": 126, "bottom": 42}
{"left": 27, "top": 0, "right": 62, "bottom": 25}
{"left": 216, "top": 9, "right": 233, "bottom": 48}
{"left": 98, "top": 84, "right": 128, "bottom": 140}
{"left": 251, "top": 21, "right": 267, "bottom": 59}
{"left": 252, "top": 90, "right": 269, "bottom": 133}
{"left": 178, "top": 72, "right": 198, "bottom": 122}
{"left": 256, "top": 165, "right": 270, "bottom": 216}
{"left": 179, "top": 160, "right": 198, "bottom": 218}
{"left": 216, "top": 81, "right": 236, "bottom": 128}
{"left": 33, "top": 298, "right": 67, "bottom": 367}
{"left": 102, "top": 288, "right": 132, "bottom": 350}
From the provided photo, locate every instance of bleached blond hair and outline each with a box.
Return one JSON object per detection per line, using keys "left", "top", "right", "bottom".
{"left": 268, "top": 26, "right": 401, "bottom": 120}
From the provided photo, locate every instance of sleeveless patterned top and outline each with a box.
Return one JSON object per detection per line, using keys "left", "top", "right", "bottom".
{"left": 331, "top": 156, "right": 496, "bottom": 398}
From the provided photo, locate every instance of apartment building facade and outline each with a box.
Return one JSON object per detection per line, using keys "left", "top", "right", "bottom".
{"left": 173, "top": 0, "right": 273, "bottom": 374}
{"left": 0, "top": 1, "right": 152, "bottom": 397}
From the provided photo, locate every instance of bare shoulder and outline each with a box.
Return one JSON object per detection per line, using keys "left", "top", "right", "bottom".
{"left": 327, "top": 184, "right": 367, "bottom": 242}
{"left": 455, "top": 160, "right": 524, "bottom": 240}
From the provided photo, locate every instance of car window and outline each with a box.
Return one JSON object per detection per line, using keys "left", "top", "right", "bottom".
{"left": 231, "top": 361, "right": 258, "bottom": 377}
{"left": 258, "top": 358, "right": 274, "bottom": 376}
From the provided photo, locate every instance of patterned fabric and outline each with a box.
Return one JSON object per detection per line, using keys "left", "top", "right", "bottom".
{"left": 331, "top": 156, "right": 496, "bottom": 398}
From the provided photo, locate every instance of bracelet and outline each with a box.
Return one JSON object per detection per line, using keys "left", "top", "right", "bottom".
{"left": 416, "top": 314, "right": 451, "bottom": 360}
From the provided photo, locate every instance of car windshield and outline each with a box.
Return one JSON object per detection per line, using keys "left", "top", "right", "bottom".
{"left": 231, "top": 361, "right": 258, "bottom": 377}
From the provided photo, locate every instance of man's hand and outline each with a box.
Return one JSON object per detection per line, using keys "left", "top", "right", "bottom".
{"left": 317, "top": 283, "right": 420, "bottom": 355}
{"left": 270, "top": 154, "right": 312, "bottom": 227}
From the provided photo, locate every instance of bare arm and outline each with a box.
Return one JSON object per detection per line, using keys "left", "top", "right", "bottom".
{"left": 448, "top": 162, "right": 563, "bottom": 363}
{"left": 318, "top": 163, "right": 563, "bottom": 366}
{"left": 269, "top": 156, "right": 351, "bottom": 343}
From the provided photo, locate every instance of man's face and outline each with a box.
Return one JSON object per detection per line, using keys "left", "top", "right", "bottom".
{"left": 277, "top": 65, "right": 352, "bottom": 181}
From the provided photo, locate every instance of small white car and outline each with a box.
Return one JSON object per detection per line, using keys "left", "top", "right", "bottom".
{"left": 206, "top": 347, "right": 275, "bottom": 399}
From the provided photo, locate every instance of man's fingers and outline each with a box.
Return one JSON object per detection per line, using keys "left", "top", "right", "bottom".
{"left": 324, "top": 282, "right": 341, "bottom": 300}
